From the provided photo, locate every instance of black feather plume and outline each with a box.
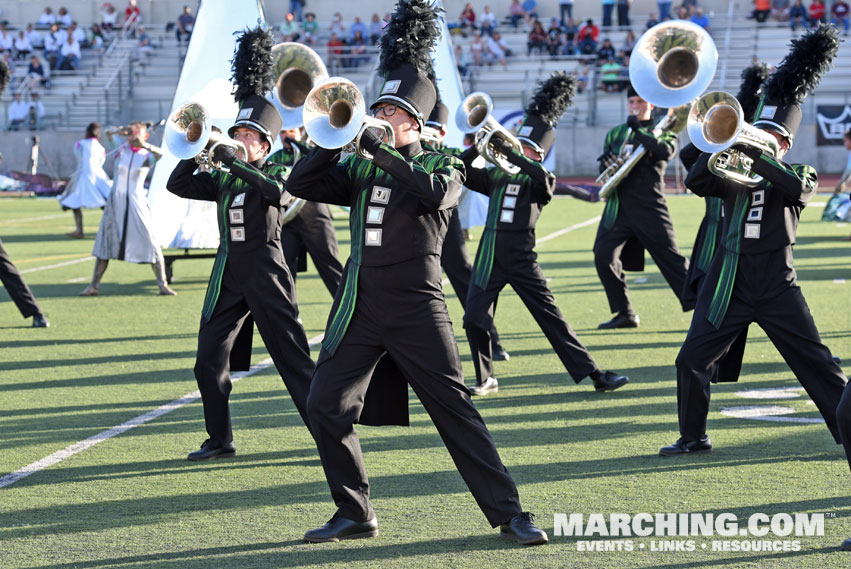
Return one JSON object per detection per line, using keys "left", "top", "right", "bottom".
{"left": 761, "top": 23, "right": 839, "bottom": 106}
{"left": 377, "top": 0, "right": 442, "bottom": 79}
{"left": 526, "top": 72, "right": 577, "bottom": 128}
{"left": 736, "top": 63, "right": 769, "bottom": 123}
{"left": 230, "top": 26, "right": 275, "bottom": 102}
{"left": 0, "top": 59, "right": 9, "bottom": 96}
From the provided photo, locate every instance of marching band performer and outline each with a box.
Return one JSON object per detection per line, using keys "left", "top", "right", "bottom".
{"left": 421, "top": 99, "right": 510, "bottom": 361}
{"left": 661, "top": 25, "right": 848, "bottom": 456}
{"left": 461, "top": 72, "right": 628, "bottom": 396}
{"left": 286, "top": 0, "right": 547, "bottom": 545}
{"left": 58, "top": 122, "right": 113, "bottom": 239}
{"left": 593, "top": 84, "right": 694, "bottom": 329}
{"left": 268, "top": 125, "right": 344, "bottom": 300}
{"left": 166, "top": 27, "right": 314, "bottom": 461}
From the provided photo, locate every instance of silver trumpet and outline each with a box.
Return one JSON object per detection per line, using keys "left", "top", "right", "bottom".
{"left": 164, "top": 101, "right": 247, "bottom": 172}
{"left": 271, "top": 42, "right": 329, "bottom": 130}
{"left": 687, "top": 91, "right": 779, "bottom": 187}
{"left": 455, "top": 91, "right": 523, "bottom": 175}
{"left": 302, "top": 77, "right": 394, "bottom": 160}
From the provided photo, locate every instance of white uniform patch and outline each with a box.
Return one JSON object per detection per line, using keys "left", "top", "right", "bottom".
{"left": 371, "top": 186, "right": 391, "bottom": 204}
{"left": 230, "top": 227, "right": 245, "bottom": 241}
{"left": 232, "top": 193, "right": 246, "bottom": 206}
{"left": 744, "top": 223, "right": 761, "bottom": 239}
{"left": 366, "top": 206, "right": 385, "bottom": 224}
{"left": 365, "top": 228, "right": 382, "bottom": 246}
{"left": 503, "top": 196, "right": 517, "bottom": 209}
{"left": 505, "top": 184, "right": 520, "bottom": 195}
{"left": 747, "top": 207, "right": 763, "bottom": 221}
{"left": 751, "top": 189, "right": 765, "bottom": 206}
{"left": 228, "top": 209, "right": 244, "bottom": 224}
{"left": 500, "top": 209, "right": 515, "bottom": 223}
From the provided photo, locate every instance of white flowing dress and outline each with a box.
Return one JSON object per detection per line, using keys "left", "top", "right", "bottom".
{"left": 58, "top": 137, "right": 113, "bottom": 209}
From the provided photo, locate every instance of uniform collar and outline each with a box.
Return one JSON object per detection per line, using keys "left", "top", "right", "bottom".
{"left": 395, "top": 140, "right": 422, "bottom": 158}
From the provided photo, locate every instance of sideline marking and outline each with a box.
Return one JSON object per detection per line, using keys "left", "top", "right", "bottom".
{"left": 0, "top": 333, "right": 324, "bottom": 489}
{"left": 537, "top": 216, "right": 601, "bottom": 244}
{"left": 19, "top": 256, "right": 94, "bottom": 275}
{"left": 4, "top": 213, "right": 67, "bottom": 224}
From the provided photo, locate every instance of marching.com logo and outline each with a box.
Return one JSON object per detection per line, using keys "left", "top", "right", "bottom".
{"left": 553, "top": 512, "right": 825, "bottom": 552}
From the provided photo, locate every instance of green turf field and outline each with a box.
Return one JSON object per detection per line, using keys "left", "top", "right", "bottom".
{"left": 1, "top": 193, "right": 849, "bottom": 568}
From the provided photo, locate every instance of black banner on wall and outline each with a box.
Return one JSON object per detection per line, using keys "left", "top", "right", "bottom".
{"left": 816, "top": 105, "right": 851, "bottom": 146}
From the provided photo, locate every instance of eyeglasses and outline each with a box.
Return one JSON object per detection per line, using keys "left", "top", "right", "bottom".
{"left": 370, "top": 103, "right": 398, "bottom": 118}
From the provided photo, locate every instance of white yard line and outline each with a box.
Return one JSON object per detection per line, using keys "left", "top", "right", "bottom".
{"left": 0, "top": 333, "right": 324, "bottom": 489}
{"left": 4, "top": 213, "right": 67, "bottom": 224}
{"left": 536, "top": 215, "right": 601, "bottom": 245}
{"left": 19, "top": 256, "right": 94, "bottom": 275}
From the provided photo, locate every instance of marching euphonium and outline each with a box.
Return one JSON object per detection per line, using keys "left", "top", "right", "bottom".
{"left": 455, "top": 91, "right": 523, "bottom": 175}
{"left": 271, "top": 42, "right": 329, "bottom": 130}
{"left": 163, "top": 101, "right": 247, "bottom": 172}
{"left": 302, "top": 77, "right": 394, "bottom": 160}
{"left": 686, "top": 91, "right": 779, "bottom": 187}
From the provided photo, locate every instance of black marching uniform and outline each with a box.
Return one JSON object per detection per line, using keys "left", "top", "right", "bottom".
{"left": 594, "top": 119, "right": 693, "bottom": 321}
{"left": 0, "top": 237, "right": 45, "bottom": 323}
{"left": 673, "top": 150, "right": 847, "bottom": 446}
{"left": 268, "top": 140, "right": 344, "bottom": 298}
{"left": 166, "top": 154, "right": 315, "bottom": 448}
{"left": 461, "top": 147, "right": 602, "bottom": 386}
{"left": 286, "top": 137, "right": 526, "bottom": 528}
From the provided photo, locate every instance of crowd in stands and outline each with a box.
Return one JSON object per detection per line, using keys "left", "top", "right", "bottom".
{"left": 748, "top": 0, "right": 850, "bottom": 33}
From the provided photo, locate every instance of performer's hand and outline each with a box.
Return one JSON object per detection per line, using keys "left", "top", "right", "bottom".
{"left": 597, "top": 151, "right": 616, "bottom": 166}
{"left": 212, "top": 143, "right": 238, "bottom": 166}
{"left": 359, "top": 128, "right": 383, "bottom": 156}
{"left": 731, "top": 143, "right": 762, "bottom": 161}
{"left": 626, "top": 115, "right": 642, "bottom": 131}
{"left": 492, "top": 136, "right": 514, "bottom": 156}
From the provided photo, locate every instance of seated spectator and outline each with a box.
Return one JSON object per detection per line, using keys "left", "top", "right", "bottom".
{"left": 348, "top": 30, "right": 368, "bottom": 68}
{"left": 771, "top": 0, "right": 791, "bottom": 20}
{"left": 56, "top": 34, "right": 81, "bottom": 70}
{"left": 133, "top": 25, "right": 153, "bottom": 59}
{"left": 789, "top": 0, "right": 809, "bottom": 28}
{"left": 43, "top": 25, "right": 61, "bottom": 69}
{"left": 597, "top": 37, "right": 616, "bottom": 62}
{"left": 481, "top": 5, "right": 498, "bottom": 32}
{"left": 563, "top": 18, "right": 578, "bottom": 54}
{"left": 8, "top": 93, "right": 29, "bottom": 130}
{"left": 808, "top": 0, "right": 827, "bottom": 24}
{"left": 0, "top": 25, "right": 14, "bottom": 54}
{"left": 176, "top": 5, "right": 194, "bottom": 44}
{"left": 13, "top": 30, "right": 31, "bottom": 60}
{"left": 459, "top": 3, "right": 477, "bottom": 36}
{"left": 329, "top": 12, "right": 346, "bottom": 38}
{"left": 124, "top": 0, "right": 142, "bottom": 36}
{"left": 90, "top": 24, "right": 106, "bottom": 51}
{"left": 301, "top": 12, "right": 319, "bottom": 46}
{"left": 578, "top": 19, "right": 600, "bottom": 54}
{"left": 455, "top": 43, "right": 470, "bottom": 76}
{"left": 690, "top": 7, "right": 711, "bottom": 30}
{"left": 646, "top": 12, "right": 659, "bottom": 28}
{"left": 326, "top": 32, "right": 343, "bottom": 73}
{"left": 481, "top": 17, "right": 497, "bottom": 37}
{"left": 527, "top": 20, "right": 548, "bottom": 55}
{"left": 37, "top": 7, "right": 56, "bottom": 28}
{"left": 546, "top": 17, "right": 564, "bottom": 56}
{"left": 832, "top": 0, "right": 850, "bottom": 34}
{"left": 368, "top": 13, "right": 383, "bottom": 44}
{"left": 58, "top": 7, "right": 73, "bottom": 27}
{"left": 675, "top": 5, "right": 690, "bottom": 19}
{"left": 469, "top": 31, "right": 486, "bottom": 65}
{"left": 2, "top": 52, "right": 14, "bottom": 89}
{"left": 752, "top": 0, "right": 771, "bottom": 20}
{"left": 101, "top": 3, "right": 118, "bottom": 33}
{"left": 680, "top": 0, "right": 697, "bottom": 16}
{"left": 280, "top": 12, "right": 300, "bottom": 42}
{"left": 574, "top": 61, "right": 591, "bottom": 93}
{"left": 485, "top": 30, "right": 510, "bottom": 68}
{"left": 26, "top": 24, "right": 43, "bottom": 49}
{"left": 620, "top": 29, "right": 636, "bottom": 54}
{"left": 600, "top": 56, "right": 623, "bottom": 91}
{"left": 27, "top": 55, "right": 51, "bottom": 90}
{"left": 349, "top": 16, "right": 367, "bottom": 43}
{"left": 27, "top": 92, "right": 45, "bottom": 130}
{"left": 69, "top": 22, "right": 88, "bottom": 48}
{"left": 509, "top": 0, "right": 525, "bottom": 28}
{"left": 523, "top": 0, "right": 540, "bottom": 25}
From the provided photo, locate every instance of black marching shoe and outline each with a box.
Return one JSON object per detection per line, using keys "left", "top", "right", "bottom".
{"left": 841, "top": 537, "right": 851, "bottom": 551}
{"left": 659, "top": 436, "right": 712, "bottom": 456}
{"left": 187, "top": 439, "right": 236, "bottom": 461}
{"left": 492, "top": 343, "right": 510, "bottom": 361}
{"left": 304, "top": 512, "right": 379, "bottom": 543}
{"left": 592, "top": 371, "right": 629, "bottom": 392}
{"left": 471, "top": 376, "right": 498, "bottom": 396}
{"left": 500, "top": 512, "right": 548, "bottom": 545}
{"left": 598, "top": 313, "right": 639, "bottom": 330}
{"left": 32, "top": 313, "right": 49, "bottom": 328}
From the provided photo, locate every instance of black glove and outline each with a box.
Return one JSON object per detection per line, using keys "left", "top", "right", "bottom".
{"left": 211, "top": 143, "right": 238, "bottom": 167}
{"left": 597, "top": 151, "right": 616, "bottom": 167}
{"left": 359, "top": 128, "right": 383, "bottom": 156}
{"left": 493, "top": 137, "right": 515, "bottom": 156}
{"left": 731, "top": 143, "right": 762, "bottom": 161}
{"left": 626, "top": 115, "right": 642, "bottom": 131}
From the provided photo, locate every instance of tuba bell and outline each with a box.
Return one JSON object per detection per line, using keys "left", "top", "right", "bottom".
{"left": 687, "top": 91, "right": 779, "bottom": 187}
{"left": 164, "top": 101, "right": 247, "bottom": 172}
{"left": 455, "top": 91, "right": 523, "bottom": 175}
{"left": 302, "top": 76, "right": 394, "bottom": 160}
{"left": 271, "top": 42, "right": 329, "bottom": 130}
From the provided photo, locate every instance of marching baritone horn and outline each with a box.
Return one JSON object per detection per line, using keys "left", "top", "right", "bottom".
{"left": 302, "top": 77, "right": 394, "bottom": 160}
{"left": 455, "top": 91, "right": 523, "bottom": 175}
{"left": 687, "top": 91, "right": 779, "bottom": 187}
{"left": 271, "top": 42, "right": 329, "bottom": 130}
{"left": 164, "top": 101, "right": 248, "bottom": 172}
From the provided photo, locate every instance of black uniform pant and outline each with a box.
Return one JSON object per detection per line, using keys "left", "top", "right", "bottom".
{"left": 464, "top": 233, "right": 598, "bottom": 384}
{"left": 594, "top": 207, "right": 691, "bottom": 315}
{"left": 676, "top": 251, "right": 846, "bottom": 443}
{"left": 281, "top": 202, "right": 344, "bottom": 300}
{"left": 307, "top": 258, "right": 522, "bottom": 527}
{"left": 441, "top": 209, "right": 502, "bottom": 347}
{"left": 836, "top": 382, "right": 851, "bottom": 472}
{"left": 194, "top": 245, "right": 315, "bottom": 445}
{"left": 0, "top": 237, "right": 41, "bottom": 318}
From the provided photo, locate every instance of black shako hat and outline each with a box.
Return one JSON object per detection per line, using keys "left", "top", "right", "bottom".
{"left": 626, "top": 82, "right": 638, "bottom": 99}
{"left": 735, "top": 63, "right": 770, "bottom": 124}
{"left": 371, "top": 0, "right": 441, "bottom": 130}
{"left": 425, "top": 101, "right": 449, "bottom": 130}
{"left": 516, "top": 71, "right": 577, "bottom": 155}
{"left": 227, "top": 26, "right": 282, "bottom": 148}
{"left": 752, "top": 24, "right": 839, "bottom": 146}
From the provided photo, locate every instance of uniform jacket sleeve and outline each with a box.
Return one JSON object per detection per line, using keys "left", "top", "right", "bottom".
{"left": 166, "top": 158, "right": 218, "bottom": 202}
{"left": 459, "top": 145, "right": 494, "bottom": 197}
{"left": 285, "top": 146, "right": 352, "bottom": 206}
{"left": 371, "top": 144, "right": 464, "bottom": 211}
{"left": 679, "top": 142, "right": 702, "bottom": 171}
{"left": 632, "top": 126, "right": 676, "bottom": 160}
{"left": 683, "top": 152, "right": 735, "bottom": 198}
{"left": 227, "top": 159, "right": 287, "bottom": 204}
{"left": 503, "top": 151, "right": 556, "bottom": 204}
{"left": 749, "top": 155, "right": 818, "bottom": 206}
